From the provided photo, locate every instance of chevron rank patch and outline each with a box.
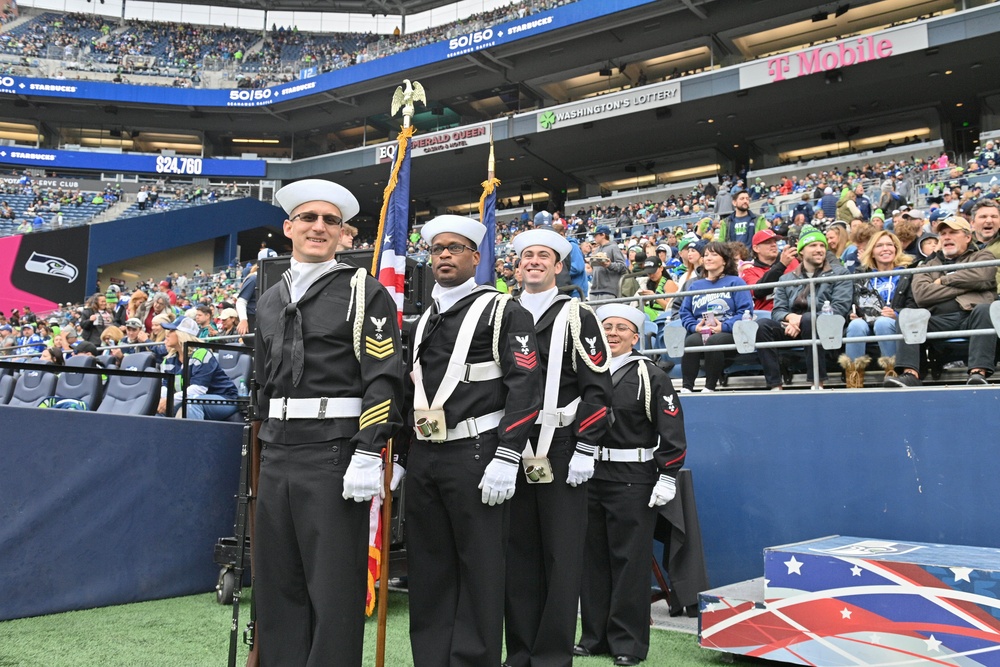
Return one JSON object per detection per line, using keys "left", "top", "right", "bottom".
{"left": 584, "top": 334, "right": 604, "bottom": 366}
{"left": 662, "top": 393, "right": 680, "bottom": 417}
{"left": 511, "top": 333, "right": 537, "bottom": 370}
{"left": 365, "top": 335, "right": 395, "bottom": 359}
{"left": 359, "top": 399, "right": 392, "bottom": 429}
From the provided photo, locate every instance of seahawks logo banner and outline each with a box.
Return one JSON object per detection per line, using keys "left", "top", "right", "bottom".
{"left": 0, "top": 225, "right": 89, "bottom": 314}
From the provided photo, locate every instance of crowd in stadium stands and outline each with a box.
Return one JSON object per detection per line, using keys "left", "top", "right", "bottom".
{"left": 2, "top": 0, "right": 578, "bottom": 87}
{"left": 4, "top": 145, "right": 999, "bottom": 399}
{"left": 0, "top": 12, "right": 112, "bottom": 59}
{"left": 0, "top": 171, "right": 253, "bottom": 237}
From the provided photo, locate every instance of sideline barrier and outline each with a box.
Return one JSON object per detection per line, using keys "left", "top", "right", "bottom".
{"left": 683, "top": 386, "right": 1000, "bottom": 587}
{"left": 0, "top": 407, "right": 242, "bottom": 621}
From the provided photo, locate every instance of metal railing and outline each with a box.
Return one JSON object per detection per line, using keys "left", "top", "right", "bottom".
{"left": 609, "top": 257, "right": 1000, "bottom": 390}
{"left": 179, "top": 336, "right": 252, "bottom": 419}
{"left": 0, "top": 357, "right": 176, "bottom": 414}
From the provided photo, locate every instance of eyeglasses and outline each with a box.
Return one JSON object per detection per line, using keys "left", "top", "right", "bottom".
{"left": 429, "top": 243, "right": 475, "bottom": 256}
{"left": 603, "top": 323, "right": 638, "bottom": 334}
{"left": 290, "top": 212, "right": 343, "bottom": 226}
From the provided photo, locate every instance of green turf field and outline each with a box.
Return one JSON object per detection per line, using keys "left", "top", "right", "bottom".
{"left": 0, "top": 590, "right": 732, "bottom": 666}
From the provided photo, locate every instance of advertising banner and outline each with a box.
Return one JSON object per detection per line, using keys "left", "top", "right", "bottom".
{"left": 534, "top": 79, "right": 680, "bottom": 132}
{"left": 738, "top": 23, "right": 929, "bottom": 90}
{"left": 0, "top": 146, "right": 266, "bottom": 178}
{"left": 0, "top": 225, "right": 89, "bottom": 314}
{"left": 373, "top": 122, "right": 494, "bottom": 164}
{"left": 0, "top": 0, "right": 656, "bottom": 109}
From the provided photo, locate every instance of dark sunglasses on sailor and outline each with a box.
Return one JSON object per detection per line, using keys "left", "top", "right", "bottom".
{"left": 429, "top": 243, "right": 475, "bottom": 256}
{"left": 290, "top": 212, "right": 343, "bottom": 226}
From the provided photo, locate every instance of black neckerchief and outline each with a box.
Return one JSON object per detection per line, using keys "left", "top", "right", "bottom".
{"left": 272, "top": 264, "right": 352, "bottom": 390}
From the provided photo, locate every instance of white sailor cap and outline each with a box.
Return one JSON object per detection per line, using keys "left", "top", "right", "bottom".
{"left": 595, "top": 303, "right": 646, "bottom": 333}
{"left": 512, "top": 228, "right": 571, "bottom": 261}
{"left": 274, "top": 179, "right": 360, "bottom": 222}
{"left": 420, "top": 214, "right": 487, "bottom": 247}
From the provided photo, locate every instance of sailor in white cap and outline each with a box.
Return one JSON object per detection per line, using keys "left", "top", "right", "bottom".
{"left": 576, "top": 304, "right": 687, "bottom": 667}
{"left": 401, "top": 214, "right": 542, "bottom": 667}
{"left": 254, "top": 179, "right": 404, "bottom": 667}
{"left": 504, "top": 227, "right": 612, "bottom": 667}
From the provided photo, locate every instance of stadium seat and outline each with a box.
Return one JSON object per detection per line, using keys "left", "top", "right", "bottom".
{"left": 0, "top": 373, "right": 14, "bottom": 404}
{"left": 6, "top": 363, "right": 58, "bottom": 408}
{"left": 118, "top": 351, "right": 155, "bottom": 372}
{"left": 96, "top": 353, "right": 160, "bottom": 416}
{"left": 216, "top": 349, "right": 251, "bottom": 391}
{"left": 54, "top": 355, "right": 105, "bottom": 410}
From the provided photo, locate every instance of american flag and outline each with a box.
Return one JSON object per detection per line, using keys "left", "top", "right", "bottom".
{"left": 371, "top": 125, "right": 414, "bottom": 326}
{"left": 364, "top": 125, "right": 414, "bottom": 616}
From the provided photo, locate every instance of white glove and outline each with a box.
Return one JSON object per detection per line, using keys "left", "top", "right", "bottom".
{"left": 342, "top": 451, "right": 383, "bottom": 502}
{"left": 566, "top": 449, "right": 596, "bottom": 487}
{"left": 648, "top": 474, "right": 677, "bottom": 507}
{"left": 478, "top": 458, "right": 518, "bottom": 506}
{"left": 389, "top": 462, "right": 406, "bottom": 492}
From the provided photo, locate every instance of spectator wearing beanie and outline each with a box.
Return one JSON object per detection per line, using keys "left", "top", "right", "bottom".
{"left": 755, "top": 225, "right": 852, "bottom": 389}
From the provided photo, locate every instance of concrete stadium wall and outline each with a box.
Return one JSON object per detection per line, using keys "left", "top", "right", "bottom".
{"left": 97, "top": 239, "right": 216, "bottom": 289}
{"left": 87, "top": 198, "right": 286, "bottom": 292}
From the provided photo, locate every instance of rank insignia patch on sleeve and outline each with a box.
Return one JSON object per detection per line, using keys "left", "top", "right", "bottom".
{"left": 513, "top": 334, "right": 537, "bottom": 370}
{"left": 365, "top": 336, "right": 395, "bottom": 359}
{"left": 585, "top": 336, "right": 604, "bottom": 366}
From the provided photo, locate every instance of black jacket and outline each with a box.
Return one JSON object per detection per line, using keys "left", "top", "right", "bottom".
{"left": 597, "top": 353, "right": 687, "bottom": 484}
{"left": 397, "top": 286, "right": 542, "bottom": 465}
{"left": 255, "top": 266, "right": 405, "bottom": 452}
{"left": 524, "top": 296, "right": 612, "bottom": 448}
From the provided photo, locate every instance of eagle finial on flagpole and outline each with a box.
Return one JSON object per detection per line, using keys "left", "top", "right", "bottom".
{"left": 390, "top": 78, "right": 426, "bottom": 128}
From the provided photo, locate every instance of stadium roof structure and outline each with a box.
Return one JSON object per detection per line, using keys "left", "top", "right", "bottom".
{"left": 152, "top": 0, "right": 460, "bottom": 15}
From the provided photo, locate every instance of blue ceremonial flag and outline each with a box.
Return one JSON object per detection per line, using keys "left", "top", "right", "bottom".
{"left": 475, "top": 144, "right": 500, "bottom": 286}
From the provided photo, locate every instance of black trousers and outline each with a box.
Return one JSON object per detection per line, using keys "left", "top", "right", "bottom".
{"left": 579, "top": 479, "right": 657, "bottom": 659}
{"left": 756, "top": 314, "right": 827, "bottom": 385}
{"left": 406, "top": 435, "right": 509, "bottom": 667}
{"left": 505, "top": 439, "right": 587, "bottom": 667}
{"left": 896, "top": 303, "right": 997, "bottom": 374}
{"left": 681, "top": 331, "right": 735, "bottom": 390}
{"left": 254, "top": 439, "right": 369, "bottom": 667}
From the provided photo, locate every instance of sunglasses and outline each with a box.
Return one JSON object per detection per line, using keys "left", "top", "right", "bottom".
{"left": 290, "top": 212, "right": 342, "bottom": 226}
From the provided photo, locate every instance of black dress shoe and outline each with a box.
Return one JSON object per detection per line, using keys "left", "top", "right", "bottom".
{"left": 573, "top": 644, "right": 593, "bottom": 657}
{"left": 614, "top": 656, "right": 640, "bottom": 667}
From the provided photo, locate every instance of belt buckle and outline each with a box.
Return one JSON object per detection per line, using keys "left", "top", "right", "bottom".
{"left": 317, "top": 397, "right": 328, "bottom": 419}
{"left": 636, "top": 448, "right": 646, "bottom": 463}
{"left": 281, "top": 397, "right": 288, "bottom": 420}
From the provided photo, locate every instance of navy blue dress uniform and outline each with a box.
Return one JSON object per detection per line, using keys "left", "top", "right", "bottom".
{"left": 253, "top": 180, "right": 404, "bottom": 667}
{"left": 398, "top": 215, "right": 543, "bottom": 667}
{"left": 505, "top": 228, "right": 613, "bottom": 667}
{"left": 578, "top": 304, "right": 688, "bottom": 665}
